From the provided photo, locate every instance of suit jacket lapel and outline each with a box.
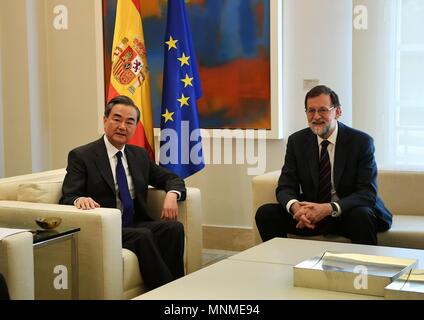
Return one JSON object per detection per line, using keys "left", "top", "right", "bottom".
{"left": 94, "top": 138, "right": 115, "bottom": 194}
{"left": 125, "top": 147, "right": 146, "bottom": 192}
{"left": 334, "top": 122, "right": 349, "bottom": 189}
{"left": 305, "top": 132, "right": 319, "bottom": 190}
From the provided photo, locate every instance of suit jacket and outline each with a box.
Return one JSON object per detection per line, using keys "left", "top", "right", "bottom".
{"left": 276, "top": 122, "right": 392, "bottom": 231}
{"left": 0, "top": 273, "right": 9, "bottom": 300}
{"left": 59, "top": 137, "right": 186, "bottom": 223}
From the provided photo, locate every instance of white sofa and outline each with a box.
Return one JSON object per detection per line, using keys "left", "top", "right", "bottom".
{"left": 0, "top": 231, "right": 34, "bottom": 299}
{"left": 0, "top": 168, "right": 203, "bottom": 299}
{"left": 252, "top": 170, "right": 424, "bottom": 249}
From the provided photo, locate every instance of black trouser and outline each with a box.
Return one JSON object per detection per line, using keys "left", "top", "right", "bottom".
{"left": 122, "top": 220, "right": 185, "bottom": 290}
{"left": 255, "top": 203, "right": 379, "bottom": 245}
{"left": 0, "top": 273, "right": 10, "bottom": 300}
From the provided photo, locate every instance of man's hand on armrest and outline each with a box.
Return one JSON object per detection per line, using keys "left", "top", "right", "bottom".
{"left": 74, "top": 197, "right": 100, "bottom": 210}
{"left": 161, "top": 192, "right": 179, "bottom": 220}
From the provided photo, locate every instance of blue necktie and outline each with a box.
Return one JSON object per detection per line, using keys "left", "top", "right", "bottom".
{"left": 318, "top": 140, "right": 332, "bottom": 203}
{"left": 116, "top": 151, "right": 135, "bottom": 227}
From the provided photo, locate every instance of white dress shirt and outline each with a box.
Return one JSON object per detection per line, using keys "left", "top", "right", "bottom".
{"left": 104, "top": 136, "right": 181, "bottom": 205}
{"left": 104, "top": 135, "right": 135, "bottom": 212}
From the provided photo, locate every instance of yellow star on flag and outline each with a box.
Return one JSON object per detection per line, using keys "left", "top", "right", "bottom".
{"left": 178, "top": 53, "right": 190, "bottom": 67}
{"left": 165, "top": 36, "right": 178, "bottom": 50}
{"left": 161, "top": 108, "right": 175, "bottom": 123}
{"left": 177, "top": 94, "right": 190, "bottom": 107}
{"left": 181, "top": 74, "right": 194, "bottom": 88}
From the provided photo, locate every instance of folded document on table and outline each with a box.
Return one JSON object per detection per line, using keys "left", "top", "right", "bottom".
{"left": 293, "top": 251, "right": 417, "bottom": 297}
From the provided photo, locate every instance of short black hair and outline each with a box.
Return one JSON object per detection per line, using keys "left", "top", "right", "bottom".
{"left": 304, "top": 85, "right": 340, "bottom": 109}
{"left": 105, "top": 95, "right": 140, "bottom": 123}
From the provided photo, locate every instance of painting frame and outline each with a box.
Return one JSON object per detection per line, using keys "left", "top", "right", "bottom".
{"left": 99, "top": 0, "right": 283, "bottom": 139}
{"left": 267, "top": 0, "right": 283, "bottom": 139}
{"left": 193, "top": 0, "right": 283, "bottom": 139}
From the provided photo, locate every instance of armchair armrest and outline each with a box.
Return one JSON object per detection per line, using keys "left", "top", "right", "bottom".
{"left": 0, "top": 231, "right": 34, "bottom": 299}
{"left": 146, "top": 187, "right": 203, "bottom": 273}
{"left": 0, "top": 201, "right": 123, "bottom": 299}
{"left": 252, "top": 171, "right": 280, "bottom": 244}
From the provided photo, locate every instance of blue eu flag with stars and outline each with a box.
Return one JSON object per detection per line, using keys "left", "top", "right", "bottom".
{"left": 159, "top": 0, "right": 205, "bottom": 179}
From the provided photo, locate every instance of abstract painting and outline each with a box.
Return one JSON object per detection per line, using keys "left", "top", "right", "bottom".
{"left": 103, "top": 0, "right": 271, "bottom": 129}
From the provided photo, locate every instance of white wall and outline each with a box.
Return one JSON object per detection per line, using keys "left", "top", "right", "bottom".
{"left": 283, "top": 0, "right": 353, "bottom": 137}
{"left": 353, "top": 0, "right": 395, "bottom": 165}
{"left": 0, "top": 0, "right": 353, "bottom": 229}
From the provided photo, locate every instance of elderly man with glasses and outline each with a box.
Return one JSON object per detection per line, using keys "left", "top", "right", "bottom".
{"left": 255, "top": 85, "right": 392, "bottom": 245}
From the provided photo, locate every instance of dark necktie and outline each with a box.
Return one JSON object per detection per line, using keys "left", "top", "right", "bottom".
{"left": 116, "top": 151, "right": 135, "bottom": 227}
{"left": 318, "top": 140, "right": 332, "bottom": 203}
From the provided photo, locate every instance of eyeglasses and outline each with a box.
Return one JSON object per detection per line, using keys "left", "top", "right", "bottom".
{"left": 305, "top": 106, "right": 335, "bottom": 117}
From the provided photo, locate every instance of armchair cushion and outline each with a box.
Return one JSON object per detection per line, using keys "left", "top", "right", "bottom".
{"left": 0, "top": 169, "right": 65, "bottom": 201}
{"left": 17, "top": 180, "right": 63, "bottom": 204}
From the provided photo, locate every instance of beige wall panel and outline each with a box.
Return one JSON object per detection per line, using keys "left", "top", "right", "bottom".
{"left": 1, "top": 0, "right": 32, "bottom": 176}
{"left": 45, "top": 0, "right": 104, "bottom": 169}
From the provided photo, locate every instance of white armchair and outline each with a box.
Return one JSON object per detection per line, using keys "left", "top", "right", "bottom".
{"left": 0, "top": 169, "right": 203, "bottom": 299}
{"left": 0, "top": 231, "right": 34, "bottom": 299}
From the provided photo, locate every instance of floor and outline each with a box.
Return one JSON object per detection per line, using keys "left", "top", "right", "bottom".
{"left": 202, "top": 248, "right": 240, "bottom": 268}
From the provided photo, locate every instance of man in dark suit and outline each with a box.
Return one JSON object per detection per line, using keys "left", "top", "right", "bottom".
{"left": 60, "top": 95, "right": 186, "bottom": 290}
{"left": 0, "top": 273, "right": 10, "bottom": 300}
{"left": 256, "top": 85, "right": 392, "bottom": 245}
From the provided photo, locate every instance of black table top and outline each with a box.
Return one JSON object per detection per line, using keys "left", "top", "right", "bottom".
{"left": 0, "top": 222, "right": 80, "bottom": 244}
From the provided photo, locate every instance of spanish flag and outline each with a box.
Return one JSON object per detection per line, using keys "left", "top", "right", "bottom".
{"left": 108, "top": 0, "right": 155, "bottom": 160}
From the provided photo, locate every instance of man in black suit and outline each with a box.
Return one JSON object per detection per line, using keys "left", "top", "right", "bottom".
{"left": 60, "top": 95, "right": 186, "bottom": 290}
{"left": 256, "top": 85, "right": 392, "bottom": 245}
{"left": 0, "top": 273, "right": 10, "bottom": 300}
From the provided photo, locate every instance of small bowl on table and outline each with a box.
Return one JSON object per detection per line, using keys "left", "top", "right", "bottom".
{"left": 35, "top": 217, "right": 62, "bottom": 230}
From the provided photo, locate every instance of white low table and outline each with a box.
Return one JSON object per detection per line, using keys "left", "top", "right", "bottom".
{"left": 229, "top": 238, "right": 424, "bottom": 267}
{"left": 135, "top": 238, "right": 424, "bottom": 300}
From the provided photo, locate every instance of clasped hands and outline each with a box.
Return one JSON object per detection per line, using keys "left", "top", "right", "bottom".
{"left": 291, "top": 202, "right": 332, "bottom": 229}
{"left": 74, "top": 192, "right": 179, "bottom": 221}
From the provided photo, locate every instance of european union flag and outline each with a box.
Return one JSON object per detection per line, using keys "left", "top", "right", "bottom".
{"left": 159, "top": 0, "right": 205, "bottom": 179}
